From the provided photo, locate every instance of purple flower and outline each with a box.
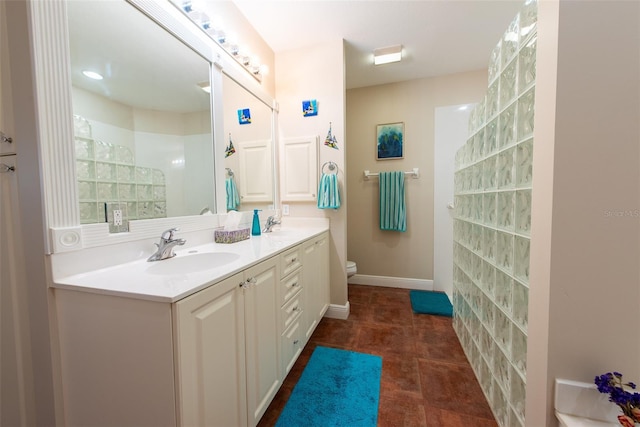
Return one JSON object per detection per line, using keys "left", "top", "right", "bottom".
{"left": 595, "top": 372, "right": 640, "bottom": 423}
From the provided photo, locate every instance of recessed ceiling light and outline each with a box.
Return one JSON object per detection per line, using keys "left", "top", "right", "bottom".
{"left": 82, "top": 70, "right": 103, "bottom": 80}
{"left": 373, "top": 45, "right": 402, "bottom": 66}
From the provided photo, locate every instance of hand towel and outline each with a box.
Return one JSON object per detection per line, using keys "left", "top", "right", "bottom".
{"left": 317, "top": 172, "right": 341, "bottom": 209}
{"left": 379, "top": 171, "right": 406, "bottom": 232}
{"left": 226, "top": 176, "right": 240, "bottom": 211}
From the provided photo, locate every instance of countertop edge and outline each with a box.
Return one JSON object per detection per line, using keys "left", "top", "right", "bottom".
{"left": 51, "top": 226, "right": 329, "bottom": 303}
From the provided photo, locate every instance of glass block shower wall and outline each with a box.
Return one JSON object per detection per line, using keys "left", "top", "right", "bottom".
{"left": 451, "top": 1, "right": 537, "bottom": 426}
{"left": 74, "top": 115, "right": 168, "bottom": 224}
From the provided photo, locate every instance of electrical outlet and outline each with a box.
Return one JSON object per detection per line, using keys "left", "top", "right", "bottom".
{"left": 113, "top": 209, "right": 123, "bottom": 226}
{"left": 282, "top": 204, "right": 290, "bottom": 216}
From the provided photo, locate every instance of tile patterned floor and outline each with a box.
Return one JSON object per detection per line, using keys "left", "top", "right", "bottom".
{"left": 257, "top": 284, "right": 498, "bottom": 427}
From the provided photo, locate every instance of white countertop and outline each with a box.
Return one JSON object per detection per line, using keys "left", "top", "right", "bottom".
{"left": 52, "top": 225, "right": 328, "bottom": 303}
{"left": 556, "top": 412, "right": 618, "bottom": 427}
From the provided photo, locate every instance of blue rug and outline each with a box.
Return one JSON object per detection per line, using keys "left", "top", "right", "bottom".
{"left": 276, "top": 346, "right": 382, "bottom": 427}
{"left": 410, "top": 290, "right": 453, "bottom": 317}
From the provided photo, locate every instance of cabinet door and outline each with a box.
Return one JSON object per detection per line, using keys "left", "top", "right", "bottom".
{"left": 281, "top": 319, "right": 303, "bottom": 376}
{"left": 174, "top": 272, "right": 247, "bottom": 427}
{"left": 302, "top": 233, "right": 330, "bottom": 342}
{"left": 280, "top": 136, "right": 318, "bottom": 202}
{"left": 238, "top": 139, "right": 273, "bottom": 203}
{"left": 243, "top": 257, "right": 280, "bottom": 427}
{"left": 0, "top": 0, "right": 15, "bottom": 156}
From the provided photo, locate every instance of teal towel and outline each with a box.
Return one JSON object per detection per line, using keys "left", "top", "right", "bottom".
{"left": 317, "top": 173, "right": 341, "bottom": 209}
{"left": 379, "top": 171, "right": 406, "bottom": 231}
{"left": 226, "top": 177, "right": 240, "bottom": 210}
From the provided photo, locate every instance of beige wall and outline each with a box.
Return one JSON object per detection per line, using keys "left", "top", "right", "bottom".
{"left": 346, "top": 70, "right": 487, "bottom": 280}
{"left": 275, "top": 40, "right": 348, "bottom": 306}
{"left": 527, "top": 1, "right": 640, "bottom": 425}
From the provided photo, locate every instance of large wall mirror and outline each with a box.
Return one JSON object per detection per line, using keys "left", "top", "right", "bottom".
{"left": 67, "top": 0, "right": 215, "bottom": 227}
{"left": 222, "top": 73, "right": 274, "bottom": 212}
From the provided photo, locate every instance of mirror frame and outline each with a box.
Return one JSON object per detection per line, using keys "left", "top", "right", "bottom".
{"left": 30, "top": 0, "right": 277, "bottom": 253}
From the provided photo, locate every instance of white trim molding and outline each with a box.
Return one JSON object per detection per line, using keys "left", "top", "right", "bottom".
{"left": 323, "top": 302, "right": 350, "bottom": 320}
{"left": 347, "top": 274, "right": 434, "bottom": 291}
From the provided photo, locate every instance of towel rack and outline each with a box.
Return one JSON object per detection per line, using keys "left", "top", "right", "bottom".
{"left": 321, "top": 161, "right": 338, "bottom": 174}
{"left": 363, "top": 168, "right": 419, "bottom": 180}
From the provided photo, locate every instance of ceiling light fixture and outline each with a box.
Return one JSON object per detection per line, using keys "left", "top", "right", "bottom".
{"left": 373, "top": 45, "right": 403, "bottom": 66}
{"left": 82, "top": 70, "right": 104, "bottom": 80}
{"left": 174, "top": 0, "right": 266, "bottom": 83}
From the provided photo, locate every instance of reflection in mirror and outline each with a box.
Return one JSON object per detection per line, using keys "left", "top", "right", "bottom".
{"left": 67, "top": 0, "right": 214, "bottom": 228}
{"left": 223, "top": 73, "right": 274, "bottom": 212}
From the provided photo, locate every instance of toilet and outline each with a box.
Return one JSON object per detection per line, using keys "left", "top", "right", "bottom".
{"left": 346, "top": 260, "right": 357, "bottom": 278}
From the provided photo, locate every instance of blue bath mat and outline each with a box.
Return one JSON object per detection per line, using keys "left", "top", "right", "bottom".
{"left": 410, "top": 290, "right": 453, "bottom": 317}
{"left": 276, "top": 346, "right": 382, "bottom": 427}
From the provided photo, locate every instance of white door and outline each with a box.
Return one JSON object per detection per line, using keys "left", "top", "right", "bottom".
{"left": 433, "top": 105, "right": 473, "bottom": 298}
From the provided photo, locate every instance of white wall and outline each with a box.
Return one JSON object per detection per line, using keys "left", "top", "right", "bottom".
{"left": 527, "top": 1, "right": 640, "bottom": 425}
{"left": 275, "top": 40, "right": 347, "bottom": 308}
{"left": 434, "top": 104, "right": 473, "bottom": 297}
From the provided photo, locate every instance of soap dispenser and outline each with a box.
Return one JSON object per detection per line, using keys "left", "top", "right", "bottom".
{"left": 251, "top": 209, "right": 262, "bottom": 236}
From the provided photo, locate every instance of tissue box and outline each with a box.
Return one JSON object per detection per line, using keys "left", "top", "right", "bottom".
{"left": 214, "top": 227, "right": 250, "bottom": 244}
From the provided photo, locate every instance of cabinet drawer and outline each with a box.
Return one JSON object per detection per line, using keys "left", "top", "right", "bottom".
{"left": 280, "top": 271, "right": 302, "bottom": 305}
{"left": 281, "top": 245, "right": 302, "bottom": 277}
{"left": 281, "top": 319, "right": 303, "bottom": 376}
{"left": 281, "top": 292, "right": 303, "bottom": 332}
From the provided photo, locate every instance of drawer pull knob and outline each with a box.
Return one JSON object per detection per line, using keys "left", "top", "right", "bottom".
{"left": 293, "top": 340, "right": 299, "bottom": 345}
{"left": 293, "top": 306, "right": 299, "bottom": 312}
{"left": 1, "top": 132, "right": 12, "bottom": 144}
{"left": 292, "top": 282, "right": 299, "bottom": 287}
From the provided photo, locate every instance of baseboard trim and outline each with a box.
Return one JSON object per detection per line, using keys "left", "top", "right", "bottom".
{"left": 324, "top": 302, "right": 350, "bottom": 320}
{"left": 347, "top": 274, "right": 434, "bottom": 291}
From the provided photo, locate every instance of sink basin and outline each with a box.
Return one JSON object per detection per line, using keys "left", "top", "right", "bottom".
{"left": 147, "top": 252, "right": 240, "bottom": 275}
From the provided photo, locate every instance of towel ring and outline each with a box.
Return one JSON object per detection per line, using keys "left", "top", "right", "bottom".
{"left": 321, "top": 161, "right": 338, "bottom": 175}
{"left": 225, "top": 167, "right": 234, "bottom": 177}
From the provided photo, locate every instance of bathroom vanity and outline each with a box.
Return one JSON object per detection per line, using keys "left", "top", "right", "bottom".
{"left": 52, "top": 226, "right": 330, "bottom": 427}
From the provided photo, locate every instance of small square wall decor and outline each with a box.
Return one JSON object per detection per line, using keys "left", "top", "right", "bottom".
{"left": 237, "top": 108, "right": 251, "bottom": 125}
{"left": 302, "top": 99, "right": 318, "bottom": 117}
{"left": 376, "top": 122, "right": 404, "bottom": 160}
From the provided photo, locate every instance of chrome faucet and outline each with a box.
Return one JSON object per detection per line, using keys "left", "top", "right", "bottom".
{"left": 147, "top": 228, "right": 186, "bottom": 262}
{"left": 262, "top": 216, "right": 281, "bottom": 233}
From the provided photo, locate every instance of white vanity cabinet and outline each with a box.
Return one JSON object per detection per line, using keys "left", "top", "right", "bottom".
{"left": 173, "top": 271, "right": 247, "bottom": 427}
{"left": 237, "top": 139, "right": 273, "bottom": 203}
{"left": 54, "top": 230, "right": 330, "bottom": 427}
{"left": 242, "top": 256, "right": 281, "bottom": 426}
{"left": 279, "top": 245, "right": 304, "bottom": 376}
{"left": 302, "top": 232, "right": 330, "bottom": 342}
{"left": 171, "top": 255, "right": 281, "bottom": 427}
{"left": 280, "top": 136, "right": 318, "bottom": 202}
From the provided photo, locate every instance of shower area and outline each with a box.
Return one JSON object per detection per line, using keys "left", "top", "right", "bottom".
{"left": 451, "top": 1, "right": 537, "bottom": 426}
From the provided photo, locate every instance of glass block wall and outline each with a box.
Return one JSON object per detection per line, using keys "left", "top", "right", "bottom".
{"left": 74, "top": 115, "right": 167, "bottom": 224}
{"left": 451, "top": 1, "right": 537, "bottom": 426}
